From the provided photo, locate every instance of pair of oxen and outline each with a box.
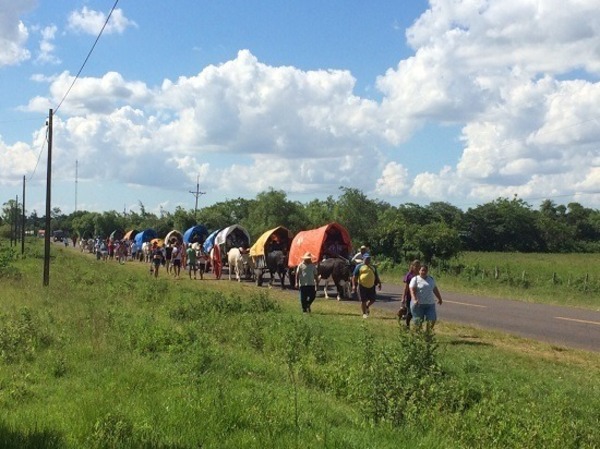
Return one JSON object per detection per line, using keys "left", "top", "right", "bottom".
{"left": 227, "top": 247, "right": 354, "bottom": 301}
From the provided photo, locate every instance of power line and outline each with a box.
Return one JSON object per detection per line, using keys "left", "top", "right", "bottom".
{"left": 27, "top": 125, "right": 49, "bottom": 182}
{"left": 54, "top": 0, "right": 121, "bottom": 114}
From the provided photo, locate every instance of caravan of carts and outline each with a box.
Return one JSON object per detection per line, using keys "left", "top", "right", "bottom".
{"left": 112, "top": 222, "right": 355, "bottom": 296}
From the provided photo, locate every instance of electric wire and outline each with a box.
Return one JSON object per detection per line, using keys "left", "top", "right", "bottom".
{"left": 53, "top": 0, "right": 120, "bottom": 114}
{"left": 26, "top": 126, "right": 49, "bottom": 182}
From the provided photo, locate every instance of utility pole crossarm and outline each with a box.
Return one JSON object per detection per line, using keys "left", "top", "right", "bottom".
{"left": 189, "top": 175, "right": 206, "bottom": 219}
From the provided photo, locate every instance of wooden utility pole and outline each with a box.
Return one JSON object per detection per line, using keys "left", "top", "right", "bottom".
{"left": 43, "top": 109, "right": 53, "bottom": 287}
{"left": 75, "top": 159, "right": 78, "bottom": 213}
{"left": 22, "top": 175, "right": 26, "bottom": 254}
{"left": 189, "top": 175, "right": 205, "bottom": 220}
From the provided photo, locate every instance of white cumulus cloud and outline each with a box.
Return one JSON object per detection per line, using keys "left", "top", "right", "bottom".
{"left": 67, "top": 7, "right": 136, "bottom": 35}
{"left": 0, "top": 0, "right": 36, "bottom": 66}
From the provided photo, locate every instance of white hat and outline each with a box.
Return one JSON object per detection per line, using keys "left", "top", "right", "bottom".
{"left": 302, "top": 252, "right": 314, "bottom": 261}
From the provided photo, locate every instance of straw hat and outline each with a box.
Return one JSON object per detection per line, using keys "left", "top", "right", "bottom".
{"left": 301, "top": 252, "right": 314, "bottom": 261}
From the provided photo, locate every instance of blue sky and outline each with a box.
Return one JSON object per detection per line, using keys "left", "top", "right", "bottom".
{"left": 1, "top": 0, "right": 599, "bottom": 217}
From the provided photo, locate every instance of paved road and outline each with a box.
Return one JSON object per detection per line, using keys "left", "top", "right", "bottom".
{"left": 369, "top": 282, "right": 600, "bottom": 353}
{"left": 61, "top": 243, "right": 599, "bottom": 352}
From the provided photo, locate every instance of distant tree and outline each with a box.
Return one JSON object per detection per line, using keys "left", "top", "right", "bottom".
{"left": 566, "top": 202, "right": 598, "bottom": 243}
{"left": 93, "top": 211, "right": 127, "bottom": 238}
{"left": 536, "top": 200, "right": 576, "bottom": 252}
{"left": 426, "top": 201, "right": 464, "bottom": 228}
{"left": 370, "top": 206, "right": 406, "bottom": 261}
{"left": 404, "top": 222, "right": 461, "bottom": 263}
{"left": 397, "top": 203, "right": 433, "bottom": 226}
{"left": 172, "top": 206, "right": 197, "bottom": 232}
{"left": 463, "top": 197, "right": 541, "bottom": 252}
{"left": 302, "top": 197, "right": 336, "bottom": 229}
{"left": 243, "top": 189, "right": 306, "bottom": 237}
{"left": 333, "top": 187, "right": 382, "bottom": 247}
{"left": 2, "top": 199, "right": 21, "bottom": 223}
{"left": 71, "top": 212, "right": 98, "bottom": 239}
{"left": 197, "top": 198, "right": 253, "bottom": 232}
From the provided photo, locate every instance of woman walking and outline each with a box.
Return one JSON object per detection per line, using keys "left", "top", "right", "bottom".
{"left": 409, "top": 265, "right": 443, "bottom": 331}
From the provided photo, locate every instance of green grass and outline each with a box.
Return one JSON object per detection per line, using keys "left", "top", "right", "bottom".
{"left": 0, "top": 239, "right": 599, "bottom": 448}
{"left": 380, "top": 252, "right": 600, "bottom": 309}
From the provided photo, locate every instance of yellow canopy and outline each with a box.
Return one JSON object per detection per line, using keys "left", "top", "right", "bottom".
{"left": 150, "top": 238, "right": 165, "bottom": 248}
{"left": 249, "top": 226, "right": 293, "bottom": 257}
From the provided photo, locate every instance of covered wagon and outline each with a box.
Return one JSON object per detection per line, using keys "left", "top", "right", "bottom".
{"left": 165, "top": 230, "right": 184, "bottom": 245}
{"left": 288, "top": 222, "right": 352, "bottom": 268}
{"left": 203, "top": 225, "right": 251, "bottom": 279}
{"left": 249, "top": 226, "right": 294, "bottom": 288}
{"left": 288, "top": 222, "right": 353, "bottom": 299}
{"left": 183, "top": 225, "right": 209, "bottom": 246}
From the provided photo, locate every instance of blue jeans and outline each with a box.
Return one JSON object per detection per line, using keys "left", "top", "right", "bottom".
{"left": 410, "top": 302, "right": 437, "bottom": 322}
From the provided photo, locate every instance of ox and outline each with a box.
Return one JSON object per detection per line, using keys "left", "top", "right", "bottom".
{"left": 317, "top": 257, "right": 354, "bottom": 300}
{"left": 228, "top": 247, "right": 254, "bottom": 282}
{"left": 141, "top": 242, "right": 152, "bottom": 262}
{"left": 265, "top": 250, "right": 291, "bottom": 289}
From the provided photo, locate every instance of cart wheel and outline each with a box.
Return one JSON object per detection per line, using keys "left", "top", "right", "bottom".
{"left": 212, "top": 246, "right": 222, "bottom": 280}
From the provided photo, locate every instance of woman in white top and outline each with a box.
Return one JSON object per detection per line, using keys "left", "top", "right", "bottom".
{"left": 409, "top": 265, "right": 443, "bottom": 330}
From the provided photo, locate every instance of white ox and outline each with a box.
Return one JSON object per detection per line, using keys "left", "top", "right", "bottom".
{"left": 228, "top": 247, "right": 254, "bottom": 282}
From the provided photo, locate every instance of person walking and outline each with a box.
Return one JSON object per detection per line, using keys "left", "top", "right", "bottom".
{"left": 398, "top": 259, "right": 421, "bottom": 327}
{"left": 295, "top": 252, "right": 319, "bottom": 313}
{"left": 351, "top": 253, "right": 382, "bottom": 318}
{"left": 164, "top": 242, "right": 174, "bottom": 274}
{"left": 186, "top": 243, "right": 198, "bottom": 280}
{"left": 150, "top": 241, "right": 164, "bottom": 278}
{"left": 409, "top": 264, "right": 443, "bottom": 331}
{"left": 171, "top": 242, "right": 183, "bottom": 278}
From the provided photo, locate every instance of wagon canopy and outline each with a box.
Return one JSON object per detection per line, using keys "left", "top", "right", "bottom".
{"left": 202, "top": 229, "right": 222, "bottom": 254}
{"left": 151, "top": 238, "right": 164, "bottom": 247}
{"left": 134, "top": 229, "right": 158, "bottom": 247}
{"left": 250, "top": 226, "right": 293, "bottom": 257}
{"left": 183, "top": 225, "right": 209, "bottom": 245}
{"left": 123, "top": 229, "right": 138, "bottom": 241}
{"left": 165, "top": 230, "right": 183, "bottom": 244}
{"left": 288, "top": 222, "right": 351, "bottom": 267}
{"left": 214, "top": 224, "right": 251, "bottom": 251}
{"left": 109, "top": 229, "right": 124, "bottom": 241}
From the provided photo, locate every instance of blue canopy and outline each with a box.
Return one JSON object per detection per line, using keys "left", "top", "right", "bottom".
{"left": 202, "top": 229, "right": 221, "bottom": 253}
{"left": 183, "top": 225, "right": 209, "bottom": 245}
{"left": 134, "top": 229, "right": 157, "bottom": 247}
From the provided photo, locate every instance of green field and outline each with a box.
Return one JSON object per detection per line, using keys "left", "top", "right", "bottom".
{"left": 0, "top": 240, "right": 599, "bottom": 448}
{"left": 380, "top": 252, "right": 600, "bottom": 309}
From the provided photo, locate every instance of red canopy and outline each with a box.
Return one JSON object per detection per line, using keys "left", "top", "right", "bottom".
{"left": 288, "top": 222, "right": 351, "bottom": 267}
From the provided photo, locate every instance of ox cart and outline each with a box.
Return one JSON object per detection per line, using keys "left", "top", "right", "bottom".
{"left": 203, "top": 225, "right": 252, "bottom": 280}
{"left": 250, "top": 226, "right": 293, "bottom": 288}
{"left": 288, "top": 222, "right": 354, "bottom": 300}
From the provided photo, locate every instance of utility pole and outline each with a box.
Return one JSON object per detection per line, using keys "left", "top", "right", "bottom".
{"left": 11, "top": 195, "right": 18, "bottom": 247}
{"left": 43, "top": 109, "right": 52, "bottom": 287}
{"left": 22, "top": 175, "right": 26, "bottom": 255}
{"left": 75, "top": 159, "right": 78, "bottom": 213}
{"left": 189, "top": 175, "right": 205, "bottom": 220}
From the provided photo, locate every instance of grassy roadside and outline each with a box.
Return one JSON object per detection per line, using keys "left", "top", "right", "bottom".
{"left": 0, "top": 240, "right": 598, "bottom": 448}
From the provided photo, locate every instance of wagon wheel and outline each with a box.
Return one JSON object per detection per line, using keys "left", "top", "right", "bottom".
{"left": 212, "top": 245, "right": 222, "bottom": 280}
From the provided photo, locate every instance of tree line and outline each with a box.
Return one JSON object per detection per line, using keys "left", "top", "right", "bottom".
{"left": 2, "top": 188, "right": 599, "bottom": 262}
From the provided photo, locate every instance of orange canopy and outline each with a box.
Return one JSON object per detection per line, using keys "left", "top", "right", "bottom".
{"left": 123, "top": 229, "right": 138, "bottom": 241}
{"left": 288, "top": 222, "right": 351, "bottom": 268}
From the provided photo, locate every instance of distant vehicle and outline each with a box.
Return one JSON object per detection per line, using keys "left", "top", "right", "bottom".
{"left": 52, "top": 230, "right": 65, "bottom": 242}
